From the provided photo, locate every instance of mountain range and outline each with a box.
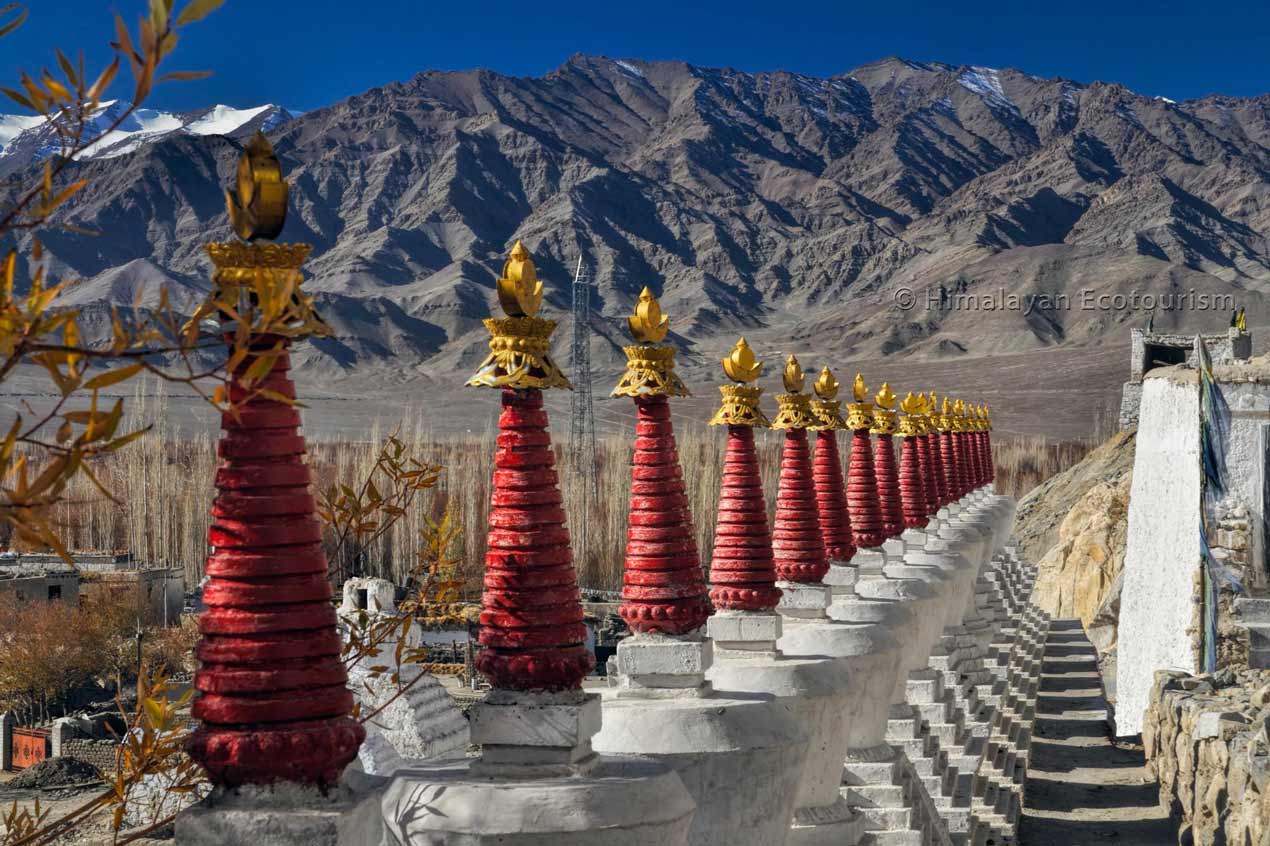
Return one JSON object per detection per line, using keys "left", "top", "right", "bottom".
{"left": 1, "top": 55, "right": 1267, "bottom": 436}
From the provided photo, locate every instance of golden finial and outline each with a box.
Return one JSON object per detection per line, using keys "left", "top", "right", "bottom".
{"left": 612, "top": 287, "right": 687, "bottom": 398}
{"left": 875, "top": 382, "right": 897, "bottom": 410}
{"left": 711, "top": 338, "right": 768, "bottom": 427}
{"left": 933, "top": 396, "right": 955, "bottom": 432}
{"left": 226, "top": 132, "right": 288, "bottom": 241}
{"left": 984, "top": 405, "right": 992, "bottom": 431}
{"left": 813, "top": 367, "right": 839, "bottom": 400}
{"left": 783, "top": 355, "right": 806, "bottom": 393}
{"left": 846, "top": 372, "right": 873, "bottom": 430}
{"left": 772, "top": 354, "right": 815, "bottom": 429}
{"left": 628, "top": 286, "right": 669, "bottom": 344}
{"left": 809, "top": 366, "right": 846, "bottom": 430}
{"left": 853, "top": 373, "right": 868, "bottom": 403}
{"left": 495, "top": 240, "right": 543, "bottom": 318}
{"left": 467, "top": 242, "right": 569, "bottom": 390}
{"left": 722, "top": 337, "right": 763, "bottom": 384}
{"left": 898, "top": 391, "right": 925, "bottom": 436}
{"left": 870, "top": 382, "right": 899, "bottom": 435}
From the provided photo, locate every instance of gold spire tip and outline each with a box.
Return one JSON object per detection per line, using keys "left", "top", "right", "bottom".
{"left": 723, "top": 337, "right": 762, "bottom": 383}
{"left": 813, "top": 366, "right": 839, "bottom": 400}
{"left": 783, "top": 355, "right": 805, "bottom": 393}
{"left": 628, "top": 286, "right": 669, "bottom": 344}
{"left": 900, "top": 391, "right": 924, "bottom": 415}
{"left": 852, "top": 373, "right": 868, "bottom": 403}
{"left": 495, "top": 240, "right": 544, "bottom": 318}
{"left": 875, "top": 382, "right": 897, "bottom": 410}
{"left": 226, "top": 131, "right": 288, "bottom": 242}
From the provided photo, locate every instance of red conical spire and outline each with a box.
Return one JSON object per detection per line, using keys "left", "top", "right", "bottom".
{"left": 938, "top": 398, "right": 963, "bottom": 502}
{"left": 189, "top": 340, "right": 364, "bottom": 788}
{"left": 926, "top": 393, "right": 951, "bottom": 507}
{"left": 980, "top": 406, "right": 990, "bottom": 485}
{"left": 619, "top": 397, "right": 711, "bottom": 634}
{"left": 614, "top": 289, "right": 710, "bottom": 635}
{"left": 870, "top": 382, "right": 905, "bottom": 540}
{"left": 710, "top": 427, "right": 781, "bottom": 610}
{"left": 898, "top": 392, "right": 930, "bottom": 530}
{"left": 478, "top": 388, "right": 593, "bottom": 690}
{"left": 846, "top": 374, "right": 886, "bottom": 548}
{"left": 814, "top": 431, "right": 855, "bottom": 560}
{"left": 808, "top": 367, "right": 854, "bottom": 562}
{"left": 771, "top": 356, "right": 829, "bottom": 583}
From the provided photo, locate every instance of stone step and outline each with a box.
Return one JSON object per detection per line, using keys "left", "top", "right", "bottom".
{"left": 846, "top": 784, "right": 907, "bottom": 808}
{"left": 860, "top": 830, "right": 925, "bottom": 846}
{"left": 858, "top": 805, "right": 914, "bottom": 831}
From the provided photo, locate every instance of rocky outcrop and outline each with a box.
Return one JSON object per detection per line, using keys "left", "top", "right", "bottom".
{"left": 1015, "top": 427, "right": 1135, "bottom": 655}
{"left": 1143, "top": 668, "right": 1270, "bottom": 846}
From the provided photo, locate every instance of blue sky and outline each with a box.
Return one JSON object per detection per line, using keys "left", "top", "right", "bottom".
{"left": 3, "top": 0, "right": 1269, "bottom": 113}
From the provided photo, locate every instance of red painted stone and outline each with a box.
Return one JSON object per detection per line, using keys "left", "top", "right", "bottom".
{"left": 773, "top": 429, "right": 829, "bottom": 583}
{"left": 899, "top": 435, "right": 929, "bottom": 530}
{"left": 873, "top": 433, "right": 905, "bottom": 540}
{"left": 983, "top": 429, "right": 995, "bottom": 484}
{"left": 959, "top": 431, "right": 974, "bottom": 494}
{"left": 709, "top": 426, "right": 781, "bottom": 611}
{"left": 965, "top": 430, "right": 983, "bottom": 490}
{"left": 188, "top": 343, "right": 364, "bottom": 789}
{"left": 939, "top": 430, "right": 962, "bottom": 503}
{"left": 619, "top": 396, "right": 711, "bottom": 635}
{"left": 847, "top": 428, "right": 886, "bottom": 548}
{"left": 813, "top": 431, "right": 855, "bottom": 562}
{"left": 477, "top": 389, "right": 593, "bottom": 690}
{"left": 916, "top": 433, "right": 938, "bottom": 517}
{"left": 926, "top": 432, "right": 951, "bottom": 507}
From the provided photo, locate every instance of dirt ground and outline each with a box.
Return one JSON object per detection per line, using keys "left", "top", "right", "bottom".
{"left": 1018, "top": 620, "right": 1176, "bottom": 845}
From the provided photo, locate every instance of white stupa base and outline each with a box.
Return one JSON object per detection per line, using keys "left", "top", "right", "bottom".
{"left": 381, "top": 756, "right": 696, "bottom": 846}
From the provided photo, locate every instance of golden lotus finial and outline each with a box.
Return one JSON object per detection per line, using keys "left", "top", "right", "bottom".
{"left": 941, "top": 397, "right": 953, "bottom": 416}
{"left": 900, "top": 391, "right": 924, "bottom": 415}
{"left": 853, "top": 373, "right": 868, "bottom": 402}
{"left": 928, "top": 391, "right": 938, "bottom": 412}
{"left": 226, "top": 132, "right": 288, "bottom": 241}
{"left": 628, "top": 286, "right": 669, "bottom": 344}
{"left": 783, "top": 355, "right": 805, "bottom": 393}
{"left": 813, "top": 366, "right": 839, "bottom": 400}
{"left": 954, "top": 398, "right": 965, "bottom": 416}
{"left": 495, "top": 240, "right": 544, "bottom": 318}
{"left": 723, "top": 337, "right": 762, "bottom": 383}
{"left": 875, "top": 382, "right": 897, "bottom": 410}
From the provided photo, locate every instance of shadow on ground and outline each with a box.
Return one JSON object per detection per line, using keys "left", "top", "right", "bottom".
{"left": 1016, "top": 620, "right": 1177, "bottom": 846}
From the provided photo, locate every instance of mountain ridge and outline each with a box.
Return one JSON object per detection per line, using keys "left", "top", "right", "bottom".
{"left": 0, "top": 54, "right": 1266, "bottom": 435}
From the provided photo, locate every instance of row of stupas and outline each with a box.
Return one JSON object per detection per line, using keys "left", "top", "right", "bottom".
{"left": 177, "top": 140, "right": 1047, "bottom": 846}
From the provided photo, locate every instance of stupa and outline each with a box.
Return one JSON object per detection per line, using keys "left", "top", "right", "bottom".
{"left": 593, "top": 291, "right": 809, "bottom": 846}
{"left": 380, "top": 244, "right": 695, "bottom": 845}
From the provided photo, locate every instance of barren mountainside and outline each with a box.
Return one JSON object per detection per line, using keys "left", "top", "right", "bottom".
{"left": 3, "top": 55, "right": 1268, "bottom": 432}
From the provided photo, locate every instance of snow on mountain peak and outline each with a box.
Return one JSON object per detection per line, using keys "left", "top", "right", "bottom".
{"left": 0, "top": 102, "right": 295, "bottom": 170}
{"left": 957, "top": 66, "right": 1018, "bottom": 113}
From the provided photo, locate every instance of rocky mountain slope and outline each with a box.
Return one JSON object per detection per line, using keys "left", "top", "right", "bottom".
{"left": 2, "top": 56, "right": 1268, "bottom": 432}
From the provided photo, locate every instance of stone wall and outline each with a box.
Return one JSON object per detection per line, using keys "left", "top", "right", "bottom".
{"left": 1119, "top": 381, "right": 1143, "bottom": 430}
{"left": 1144, "top": 668, "right": 1270, "bottom": 846}
{"left": 60, "top": 738, "right": 118, "bottom": 773}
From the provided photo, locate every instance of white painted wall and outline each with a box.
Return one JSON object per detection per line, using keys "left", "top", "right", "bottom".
{"left": 1117, "top": 373, "right": 1202, "bottom": 737}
